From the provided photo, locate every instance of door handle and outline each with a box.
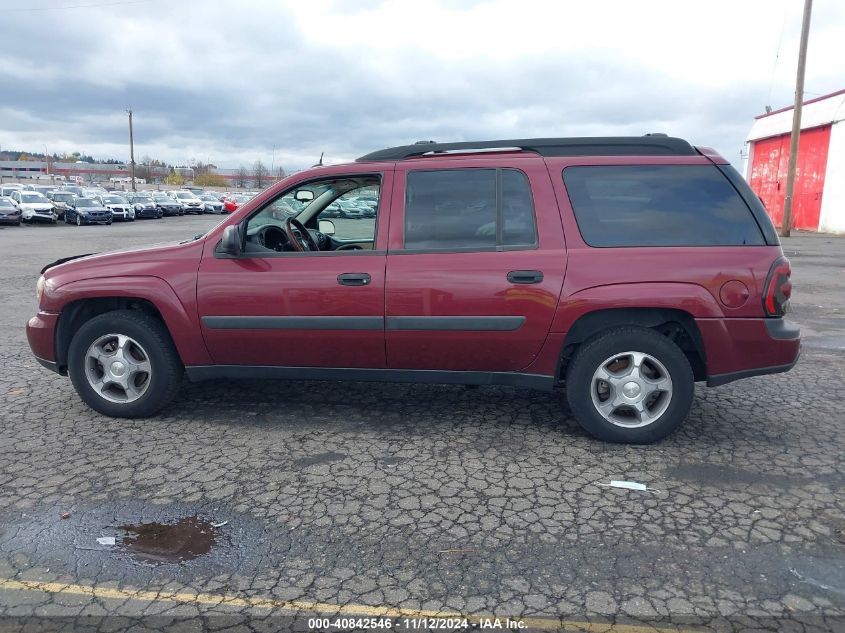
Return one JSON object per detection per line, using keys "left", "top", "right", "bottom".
{"left": 337, "top": 273, "right": 371, "bottom": 286}
{"left": 507, "top": 270, "right": 544, "bottom": 284}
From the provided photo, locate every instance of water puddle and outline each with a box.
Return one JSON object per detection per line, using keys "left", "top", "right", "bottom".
{"left": 118, "top": 516, "right": 217, "bottom": 563}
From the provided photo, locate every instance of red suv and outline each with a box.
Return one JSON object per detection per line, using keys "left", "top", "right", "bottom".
{"left": 26, "top": 137, "right": 799, "bottom": 443}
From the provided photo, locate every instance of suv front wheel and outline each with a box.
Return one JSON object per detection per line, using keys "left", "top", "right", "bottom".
{"left": 565, "top": 327, "right": 694, "bottom": 444}
{"left": 67, "top": 310, "right": 183, "bottom": 418}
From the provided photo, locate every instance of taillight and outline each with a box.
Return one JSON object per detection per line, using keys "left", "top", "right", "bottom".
{"left": 763, "top": 257, "right": 792, "bottom": 317}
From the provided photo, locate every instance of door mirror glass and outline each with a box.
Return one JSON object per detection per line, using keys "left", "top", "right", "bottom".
{"left": 295, "top": 190, "right": 314, "bottom": 202}
{"left": 219, "top": 224, "right": 243, "bottom": 256}
{"left": 318, "top": 219, "right": 336, "bottom": 235}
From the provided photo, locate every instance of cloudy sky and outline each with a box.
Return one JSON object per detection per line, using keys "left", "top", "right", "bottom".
{"left": 1, "top": 0, "right": 843, "bottom": 170}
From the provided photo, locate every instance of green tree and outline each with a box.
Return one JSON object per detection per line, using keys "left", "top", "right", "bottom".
{"left": 164, "top": 169, "right": 184, "bottom": 186}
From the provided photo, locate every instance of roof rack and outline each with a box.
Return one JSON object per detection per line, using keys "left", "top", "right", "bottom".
{"left": 356, "top": 136, "right": 697, "bottom": 162}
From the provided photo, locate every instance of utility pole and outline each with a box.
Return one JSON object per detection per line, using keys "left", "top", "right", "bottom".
{"left": 127, "top": 108, "right": 137, "bottom": 192}
{"left": 780, "top": 0, "right": 813, "bottom": 238}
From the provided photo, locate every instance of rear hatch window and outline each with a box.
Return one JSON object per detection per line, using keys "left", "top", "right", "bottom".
{"left": 562, "top": 165, "right": 766, "bottom": 247}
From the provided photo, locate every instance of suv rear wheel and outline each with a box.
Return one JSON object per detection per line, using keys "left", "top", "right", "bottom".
{"left": 565, "top": 327, "right": 694, "bottom": 443}
{"left": 67, "top": 310, "right": 183, "bottom": 418}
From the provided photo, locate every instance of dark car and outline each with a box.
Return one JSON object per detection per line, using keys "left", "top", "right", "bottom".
{"left": 128, "top": 195, "right": 162, "bottom": 219}
{"left": 152, "top": 193, "right": 183, "bottom": 217}
{"left": 27, "top": 136, "right": 799, "bottom": 444}
{"left": 0, "top": 197, "right": 21, "bottom": 225}
{"left": 65, "top": 197, "right": 112, "bottom": 226}
{"left": 47, "top": 191, "right": 77, "bottom": 220}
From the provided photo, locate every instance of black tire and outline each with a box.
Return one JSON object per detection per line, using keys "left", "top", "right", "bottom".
{"left": 565, "top": 326, "right": 694, "bottom": 444}
{"left": 67, "top": 310, "right": 184, "bottom": 418}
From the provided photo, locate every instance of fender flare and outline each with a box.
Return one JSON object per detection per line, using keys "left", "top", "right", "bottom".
{"left": 552, "top": 282, "right": 722, "bottom": 333}
{"left": 45, "top": 275, "right": 212, "bottom": 367}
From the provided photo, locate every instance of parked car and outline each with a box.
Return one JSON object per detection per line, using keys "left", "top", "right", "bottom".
{"left": 170, "top": 190, "right": 205, "bottom": 214}
{"left": 0, "top": 185, "right": 24, "bottom": 198}
{"left": 99, "top": 195, "right": 135, "bottom": 221}
{"left": 60, "top": 185, "right": 86, "bottom": 197}
{"left": 128, "top": 195, "right": 162, "bottom": 219}
{"left": 65, "top": 197, "right": 112, "bottom": 226}
{"left": 198, "top": 194, "right": 225, "bottom": 214}
{"left": 0, "top": 197, "right": 21, "bottom": 226}
{"left": 46, "top": 191, "right": 77, "bottom": 220}
{"left": 223, "top": 194, "right": 250, "bottom": 212}
{"left": 26, "top": 136, "right": 800, "bottom": 444}
{"left": 152, "top": 193, "right": 183, "bottom": 216}
{"left": 10, "top": 190, "right": 56, "bottom": 223}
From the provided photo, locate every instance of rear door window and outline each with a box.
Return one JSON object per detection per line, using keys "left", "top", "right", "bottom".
{"left": 404, "top": 168, "right": 536, "bottom": 250}
{"left": 562, "top": 165, "right": 765, "bottom": 247}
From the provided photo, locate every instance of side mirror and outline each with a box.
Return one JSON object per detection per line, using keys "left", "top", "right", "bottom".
{"left": 295, "top": 190, "right": 314, "bottom": 203}
{"left": 318, "top": 219, "right": 335, "bottom": 235}
{"left": 219, "top": 224, "right": 243, "bottom": 256}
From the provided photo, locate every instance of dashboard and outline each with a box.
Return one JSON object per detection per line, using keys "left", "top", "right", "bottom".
{"left": 246, "top": 223, "right": 330, "bottom": 253}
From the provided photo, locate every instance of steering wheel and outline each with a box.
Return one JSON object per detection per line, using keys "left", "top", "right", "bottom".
{"left": 284, "top": 217, "right": 319, "bottom": 252}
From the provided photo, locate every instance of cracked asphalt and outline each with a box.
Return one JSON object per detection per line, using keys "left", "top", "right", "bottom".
{"left": 0, "top": 217, "right": 843, "bottom": 632}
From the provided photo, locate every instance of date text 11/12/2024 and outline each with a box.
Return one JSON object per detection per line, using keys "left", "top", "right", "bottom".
{"left": 307, "top": 617, "right": 527, "bottom": 629}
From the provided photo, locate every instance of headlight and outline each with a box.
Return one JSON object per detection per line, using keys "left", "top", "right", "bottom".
{"left": 36, "top": 275, "right": 46, "bottom": 304}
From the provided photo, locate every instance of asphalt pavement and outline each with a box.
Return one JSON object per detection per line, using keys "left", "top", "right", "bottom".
{"left": 0, "top": 217, "right": 843, "bottom": 632}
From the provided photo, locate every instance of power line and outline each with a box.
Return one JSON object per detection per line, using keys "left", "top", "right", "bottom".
{"left": 7, "top": 0, "right": 153, "bottom": 12}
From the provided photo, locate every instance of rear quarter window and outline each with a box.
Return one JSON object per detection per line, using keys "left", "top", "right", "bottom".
{"left": 562, "top": 165, "right": 765, "bottom": 247}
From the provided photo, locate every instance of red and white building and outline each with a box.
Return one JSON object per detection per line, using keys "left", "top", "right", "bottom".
{"left": 745, "top": 88, "right": 845, "bottom": 233}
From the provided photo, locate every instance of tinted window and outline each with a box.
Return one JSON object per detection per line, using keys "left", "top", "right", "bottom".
{"left": 501, "top": 169, "right": 536, "bottom": 246}
{"left": 404, "top": 168, "right": 536, "bottom": 250}
{"left": 562, "top": 165, "right": 765, "bottom": 247}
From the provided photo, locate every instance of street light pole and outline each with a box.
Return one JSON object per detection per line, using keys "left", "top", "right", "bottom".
{"left": 780, "top": 0, "right": 813, "bottom": 238}
{"left": 127, "top": 108, "right": 137, "bottom": 193}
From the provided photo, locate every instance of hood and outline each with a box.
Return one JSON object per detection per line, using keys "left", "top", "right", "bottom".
{"left": 20, "top": 202, "right": 53, "bottom": 210}
{"left": 41, "top": 238, "right": 206, "bottom": 288}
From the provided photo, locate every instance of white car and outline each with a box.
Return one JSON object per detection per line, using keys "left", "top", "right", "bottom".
{"left": 10, "top": 190, "right": 56, "bottom": 223}
{"left": 170, "top": 190, "right": 204, "bottom": 214}
{"left": 98, "top": 194, "right": 135, "bottom": 221}
{"left": 0, "top": 185, "right": 23, "bottom": 198}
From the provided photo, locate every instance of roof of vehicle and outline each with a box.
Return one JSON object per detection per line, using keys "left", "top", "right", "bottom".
{"left": 356, "top": 135, "right": 697, "bottom": 162}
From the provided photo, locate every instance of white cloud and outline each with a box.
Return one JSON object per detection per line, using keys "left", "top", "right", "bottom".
{"left": 0, "top": 0, "right": 843, "bottom": 169}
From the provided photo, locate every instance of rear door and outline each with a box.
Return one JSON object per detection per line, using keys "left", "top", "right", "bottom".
{"left": 385, "top": 156, "right": 566, "bottom": 372}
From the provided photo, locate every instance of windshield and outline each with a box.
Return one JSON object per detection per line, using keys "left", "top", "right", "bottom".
{"left": 0, "top": 199, "right": 14, "bottom": 207}
{"left": 103, "top": 196, "right": 127, "bottom": 203}
{"left": 53, "top": 193, "right": 75, "bottom": 202}
{"left": 175, "top": 192, "right": 198, "bottom": 200}
{"left": 21, "top": 193, "right": 47, "bottom": 203}
{"left": 75, "top": 198, "right": 97, "bottom": 207}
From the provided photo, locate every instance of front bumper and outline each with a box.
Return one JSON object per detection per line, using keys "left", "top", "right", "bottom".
{"left": 28, "top": 209, "right": 57, "bottom": 221}
{"left": 0, "top": 213, "right": 21, "bottom": 224}
{"left": 27, "top": 311, "right": 61, "bottom": 373}
{"left": 79, "top": 213, "right": 112, "bottom": 224}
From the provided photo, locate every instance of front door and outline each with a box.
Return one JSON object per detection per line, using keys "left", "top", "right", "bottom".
{"left": 385, "top": 158, "right": 566, "bottom": 372}
{"left": 196, "top": 171, "right": 391, "bottom": 368}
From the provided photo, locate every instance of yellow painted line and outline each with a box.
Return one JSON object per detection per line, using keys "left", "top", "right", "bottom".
{"left": 0, "top": 577, "right": 701, "bottom": 632}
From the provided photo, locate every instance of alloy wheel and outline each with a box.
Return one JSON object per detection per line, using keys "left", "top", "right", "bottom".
{"left": 590, "top": 351, "right": 673, "bottom": 428}
{"left": 84, "top": 333, "right": 152, "bottom": 403}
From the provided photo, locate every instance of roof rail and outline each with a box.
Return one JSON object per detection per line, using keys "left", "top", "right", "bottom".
{"left": 356, "top": 136, "right": 696, "bottom": 162}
